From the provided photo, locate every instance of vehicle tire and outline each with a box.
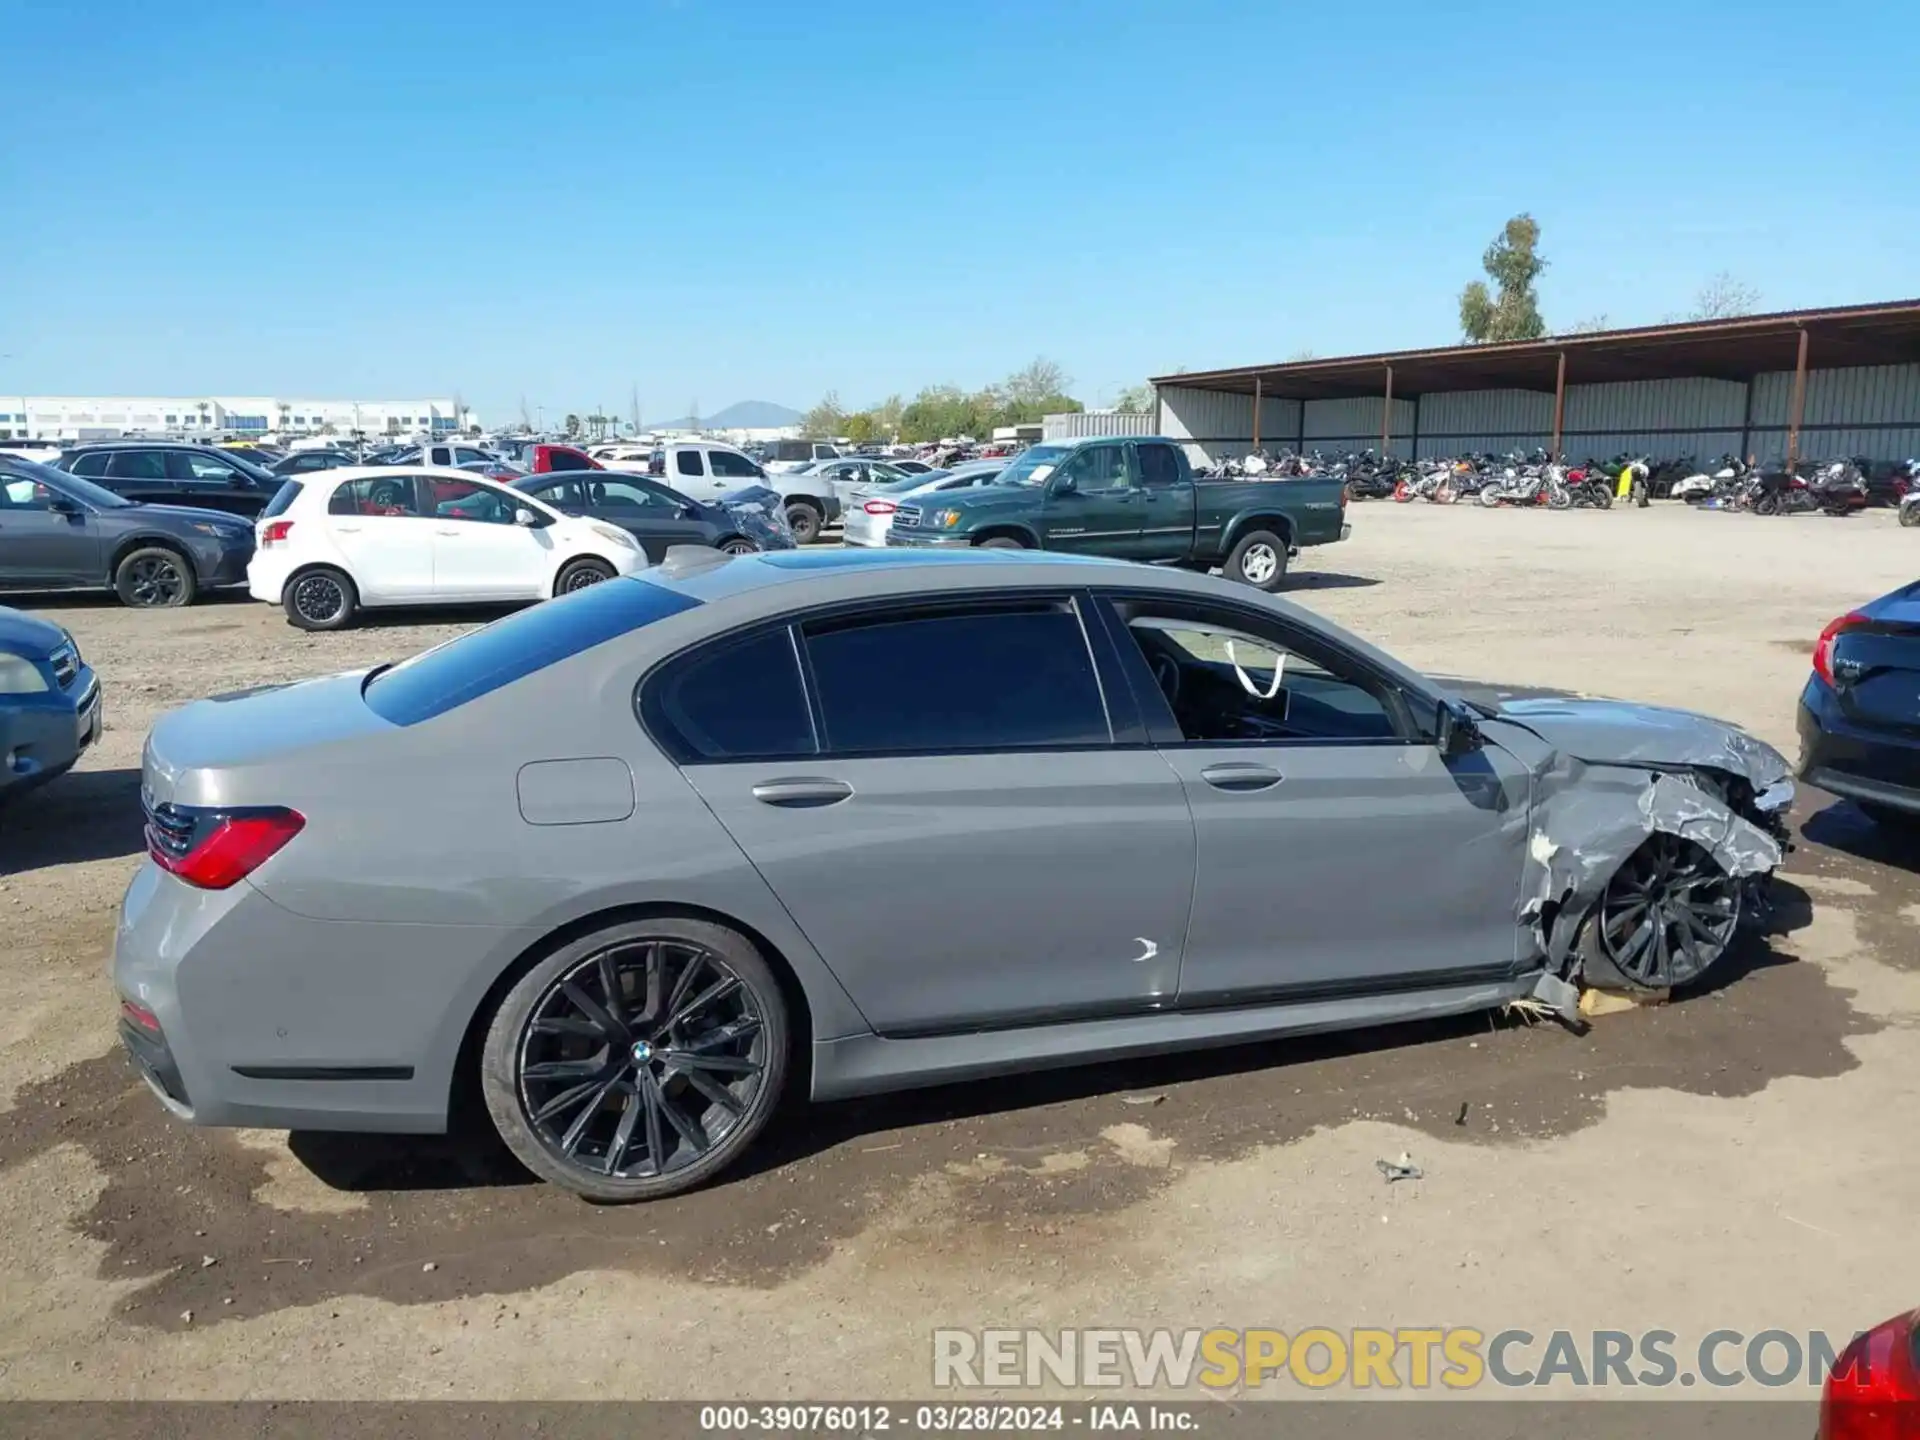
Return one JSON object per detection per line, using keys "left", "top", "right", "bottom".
{"left": 113, "top": 546, "right": 197, "bottom": 609}
{"left": 1594, "top": 486, "right": 1613, "bottom": 510}
{"left": 555, "top": 558, "right": 615, "bottom": 595}
{"left": 1224, "top": 530, "right": 1288, "bottom": 591}
{"left": 784, "top": 501, "right": 823, "bottom": 545}
{"left": 717, "top": 537, "right": 759, "bottom": 555}
{"left": 284, "top": 566, "right": 358, "bottom": 631}
{"left": 1476, "top": 486, "right": 1503, "bottom": 508}
{"left": 1900, "top": 506, "right": 1920, "bottom": 529}
{"left": 1547, "top": 486, "right": 1573, "bottom": 511}
{"left": 976, "top": 536, "right": 1026, "bottom": 550}
{"left": 1753, "top": 494, "right": 1778, "bottom": 517}
{"left": 1575, "top": 832, "right": 1741, "bottom": 994}
{"left": 480, "top": 916, "right": 790, "bottom": 1202}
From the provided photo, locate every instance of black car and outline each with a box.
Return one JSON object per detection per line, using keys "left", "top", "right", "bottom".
{"left": 271, "top": 449, "right": 360, "bottom": 476}
{"left": 56, "top": 442, "right": 284, "bottom": 518}
{"left": 1799, "top": 582, "right": 1920, "bottom": 828}
{"left": 507, "top": 471, "right": 795, "bottom": 561}
{"left": 0, "top": 457, "right": 255, "bottom": 607}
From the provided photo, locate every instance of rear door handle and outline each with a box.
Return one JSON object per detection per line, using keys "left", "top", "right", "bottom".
{"left": 750, "top": 777, "right": 854, "bottom": 808}
{"left": 334, "top": 525, "right": 362, "bottom": 534}
{"left": 1199, "top": 762, "right": 1283, "bottom": 793}
{"left": 436, "top": 528, "right": 460, "bottom": 536}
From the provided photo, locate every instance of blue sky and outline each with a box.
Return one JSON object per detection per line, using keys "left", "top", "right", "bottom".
{"left": 9, "top": 0, "right": 1917, "bottom": 423}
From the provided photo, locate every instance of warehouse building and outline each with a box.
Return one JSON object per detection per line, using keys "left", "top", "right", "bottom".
{"left": 0, "top": 396, "right": 477, "bottom": 442}
{"left": 1147, "top": 299, "right": 1920, "bottom": 470}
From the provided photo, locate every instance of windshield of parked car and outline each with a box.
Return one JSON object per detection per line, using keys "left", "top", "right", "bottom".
{"left": 217, "top": 451, "right": 280, "bottom": 485}
{"left": 1, "top": 457, "right": 134, "bottom": 509}
{"left": 990, "top": 446, "right": 1068, "bottom": 487}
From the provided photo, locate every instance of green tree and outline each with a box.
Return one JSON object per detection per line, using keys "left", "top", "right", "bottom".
{"left": 1459, "top": 214, "right": 1548, "bottom": 342}
{"left": 563, "top": 413, "right": 581, "bottom": 438}
{"left": 1114, "top": 383, "right": 1154, "bottom": 412}
{"left": 871, "top": 394, "right": 904, "bottom": 439}
{"left": 802, "top": 391, "right": 847, "bottom": 437}
{"left": 843, "top": 411, "right": 880, "bottom": 444}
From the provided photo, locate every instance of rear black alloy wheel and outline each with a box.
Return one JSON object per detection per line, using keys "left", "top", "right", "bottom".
{"left": 1584, "top": 833, "right": 1740, "bottom": 991}
{"left": 115, "top": 546, "right": 197, "bottom": 608}
{"left": 483, "top": 919, "right": 788, "bottom": 1201}
{"left": 285, "top": 567, "right": 357, "bottom": 631}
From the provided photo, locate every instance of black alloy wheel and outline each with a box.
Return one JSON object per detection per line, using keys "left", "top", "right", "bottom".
{"left": 286, "top": 568, "right": 356, "bottom": 630}
{"left": 115, "top": 548, "right": 196, "bottom": 608}
{"left": 1587, "top": 833, "right": 1740, "bottom": 990}
{"left": 484, "top": 921, "right": 787, "bottom": 1200}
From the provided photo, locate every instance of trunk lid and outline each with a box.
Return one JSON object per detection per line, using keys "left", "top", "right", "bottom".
{"left": 1833, "top": 584, "right": 1920, "bottom": 733}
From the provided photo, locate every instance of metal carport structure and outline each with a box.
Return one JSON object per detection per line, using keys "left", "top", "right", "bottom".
{"left": 1150, "top": 299, "right": 1920, "bottom": 469}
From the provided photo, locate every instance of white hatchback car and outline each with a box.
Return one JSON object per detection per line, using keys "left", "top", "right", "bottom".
{"left": 248, "top": 466, "right": 646, "bottom": 630}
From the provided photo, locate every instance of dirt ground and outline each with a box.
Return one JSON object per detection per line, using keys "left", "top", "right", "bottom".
{"left": 2, "top": 501, "right": 1917, "bottom": 1401}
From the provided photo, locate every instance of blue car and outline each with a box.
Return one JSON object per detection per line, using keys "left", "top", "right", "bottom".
{"left": 1799, "top": 581, "right": 1920, "bottom": 828}
{"left": 0, "top": 605, "right": 101, "bottom": 802}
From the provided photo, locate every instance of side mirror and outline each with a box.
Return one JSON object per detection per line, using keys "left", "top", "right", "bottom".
{"left": 513, "top": 508, "right": 540, "bottom": 527}
{"left": 1052, "top": 474, "right": 1078, "bottom": 496}
{"left": 48, "top": 496, "right": 82, "bottom": 516}
{"left": 1436, "top": 698, "right": 1483, "bottom": 759}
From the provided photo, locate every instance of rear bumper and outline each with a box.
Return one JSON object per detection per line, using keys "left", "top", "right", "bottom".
{"left": 247, "top": 549, "right": 295, "bottom": 604}
{"left": 1797, "top": 677, "right": 1920, "bottom": 814}
{"left": 886, "top": 530, "right": 970, "bottom": 548}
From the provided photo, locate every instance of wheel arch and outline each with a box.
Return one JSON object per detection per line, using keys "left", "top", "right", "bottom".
{"left": 106, "top": 531, "right": 194, "bottom": 582}
{"left": 550, "top": 553, "right": 618, "bottom": 596}
{"left": 1221, "top": 511, "right": 1295, "bottom": 554}
{"left": 970, "top": 524, "right": 1040, "bottom": 548}
{"left": 446, "top": 901, "right": 821, "bottom": 1132}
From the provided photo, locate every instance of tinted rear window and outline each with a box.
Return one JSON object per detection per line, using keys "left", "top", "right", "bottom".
{"left": 804, "top": 601, "right": 1109, "bottom": 754}
{"left": 363, "top": 578, "right": 701, "bottom": 726}
{"left": 261, "top": 480, "right": 303, "bottom": 518}
{"left": 641, "top": 627, "right": 815, "bottom": 762}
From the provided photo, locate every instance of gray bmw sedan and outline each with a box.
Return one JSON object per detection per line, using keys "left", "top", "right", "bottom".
{"left": 115, "top": 548, "right": 1792, "bottom": 1200}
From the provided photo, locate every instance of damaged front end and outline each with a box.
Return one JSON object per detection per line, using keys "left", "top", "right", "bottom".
{"left": 1479, "top": 699, "right": 1794, "bottom": 996}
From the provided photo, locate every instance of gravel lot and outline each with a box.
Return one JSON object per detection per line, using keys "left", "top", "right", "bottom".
{"left": 2, "top": 502, "right": 1917, "bottom": 1400}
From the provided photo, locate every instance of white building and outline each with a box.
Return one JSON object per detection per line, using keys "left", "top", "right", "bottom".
{"left": 0, "top": 396, "right": 479, "bottom": 442}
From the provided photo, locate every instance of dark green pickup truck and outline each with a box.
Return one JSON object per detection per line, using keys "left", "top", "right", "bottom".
{"left": 882, "top": 435, "right": 1349, "bottom": 590}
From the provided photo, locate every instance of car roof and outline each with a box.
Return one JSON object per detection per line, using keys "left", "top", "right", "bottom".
{"left": 63, "top": 439, "right": 225, "bottom": 450}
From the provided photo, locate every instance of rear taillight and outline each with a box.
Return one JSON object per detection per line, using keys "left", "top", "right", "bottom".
{"left": 146, "top": 806, "right": 305, "bottom": 890}
{"left": 260, "top": 520, "right": 294, "bottom": 545}
{"left": 120, "top": 999, "right": 161, "bottom": 1034}
{"left": 1820, "top": 1311, "right": 1920, "bottom": 1439}
{"left": 1814, "top": 611, "right": 1869, "bottom": 687}
{"left": 863, "top": 500, "right": 898, "bottom": 515}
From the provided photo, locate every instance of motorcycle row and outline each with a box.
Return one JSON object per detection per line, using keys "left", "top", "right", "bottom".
{"left": 1201, "top": 448, "right": 1920, "bottom": 520}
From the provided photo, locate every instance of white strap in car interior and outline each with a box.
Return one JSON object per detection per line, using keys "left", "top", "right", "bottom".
{"left": 1224, "top": 639, "right": 1285, "bottom": 700}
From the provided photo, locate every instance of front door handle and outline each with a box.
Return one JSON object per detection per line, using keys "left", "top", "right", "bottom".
{"left": 436, "top": 528, "right": 461, "bottom": 536}
{"left": 1199, "top": 762, "right": 1283, "bottom": 793}
{"left": 334, "top": 525, "right": 362, "bottom": 534}
{"left": 750, "top": 777, "right": 854, "bottom": 808}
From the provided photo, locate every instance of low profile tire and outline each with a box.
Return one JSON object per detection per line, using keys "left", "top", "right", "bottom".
{"left": 480, "top": 917, "right": 790, "bottom": 1203}
{"left": 1224, "top": 530, "right": 1289, "bottom": 591}
{"left": 555, "top": 558, "right": 616, "bottom": 595}
{"left": 114, "top": 546, "right": 197, "bottom": 609}
{"left": 976, "top": 536, "right": 1026, "bottom": 550}
{"left": 785, "top": 502, "right": 823, "bottom": 545}
{"left": 284, "top": 567, "right": 357, "bottom": 631}
{"left": 1576, "top": 833, "right": 1741, "bottom": 993}
{"left": 718, "top": 537, "right": 759, "bottom": 555}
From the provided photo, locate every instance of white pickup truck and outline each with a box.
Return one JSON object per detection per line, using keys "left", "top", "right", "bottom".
{"left": 650, "top": 441, "right": 840, "bottom": 544}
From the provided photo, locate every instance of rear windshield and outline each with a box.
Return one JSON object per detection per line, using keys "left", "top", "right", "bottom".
{"left": 260, "top": 480, "right": 303, "bottom": 518}
{"left": 363, "top": 578, "right": 700, "bottom": 726}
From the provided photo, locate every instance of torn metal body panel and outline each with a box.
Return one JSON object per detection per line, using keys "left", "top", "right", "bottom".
{"left": 1473, "top": 700, "right": 1793, "bottom": 981}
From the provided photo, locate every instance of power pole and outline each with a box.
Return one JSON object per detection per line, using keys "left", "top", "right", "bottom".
{"left": 630, "top": 384, "right": 640, "bottom": 435}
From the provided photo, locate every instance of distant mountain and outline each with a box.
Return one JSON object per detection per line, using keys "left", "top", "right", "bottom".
{"left": 651, "top": 400, "right": 802, "bottom": 431}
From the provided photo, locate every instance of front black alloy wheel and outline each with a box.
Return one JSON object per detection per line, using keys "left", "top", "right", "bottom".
{"left": 114, "top": 546, "right": 198, "bottom": 608}
{"left": 482, "top": 918, "right": 789, "bottom": 1201}
{"left": 1580, "top": 833, "right": 1740, "bottom": 992}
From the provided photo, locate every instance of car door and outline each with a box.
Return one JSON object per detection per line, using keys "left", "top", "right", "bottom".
{"left": 1039, "top": 443, "right": 1142, "bottom": 557}
{"left": 0, "top": 473, "right": 102, "bottom": 587}
{"left": 580, "top": 476, "right": 711, "bottom": 561}
{"left": 1092, "top": 591, "right": 1533, "bottom": 1007}
{"left": 670, "top": 447, "right": 723, "bottom": 503}
{"left": 71, "top": 449, "right": 173, "bottom": 507}
{"left": 166, "top": 449, "right": 267, "bottom": 515}
{"left": 423, "top": 477, "right": 553, "bottom": 600}
{"left": 322, "top": 475, "right": 439, "bottom": 602}
{"left": 658, "top": 596, "right": 1197, "bottom": 1035}
{"left": 1130, "top": 441, "right": 1197, "bottom": 560}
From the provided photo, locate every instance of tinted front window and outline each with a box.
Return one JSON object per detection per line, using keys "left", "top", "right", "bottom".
{"left": 176, "top": 452, "right": 245, "bottom": 483}
{"left": 675, "top": 450, "right": 704, "bottom": 478}
{"left": 804, "top": 602, "right": 1109, "bottom": 755}
{"left": 365, "top": 578, "right": 702, "bottom": 726}
{"left": 642, "top": 628, "right": 814, "bottom": 762}
{"left": 107, "top": 450, "right": 168, "bottom": 480}
{"left": 708, "top": 450, "right": 759, "bottom": 479}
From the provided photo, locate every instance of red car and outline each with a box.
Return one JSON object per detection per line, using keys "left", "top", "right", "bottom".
{"left": 1822, "top": 1308, "right": 1919, "bottom": 1438}
{"left": 530, "top": 443, "right": 602, "bottom": 474}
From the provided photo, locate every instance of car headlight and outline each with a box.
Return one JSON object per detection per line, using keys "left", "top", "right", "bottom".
{"left": 591, "top": 522, "right": 639, "bottom": 550}
{"left": 933, "top": 509, "right": 964, "bottom": 528}
{"left": 0, "top": 654, "right": 50, "bottom": 695}
{"left": 189, "top": 521, "right": 248, "bottom": 540}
